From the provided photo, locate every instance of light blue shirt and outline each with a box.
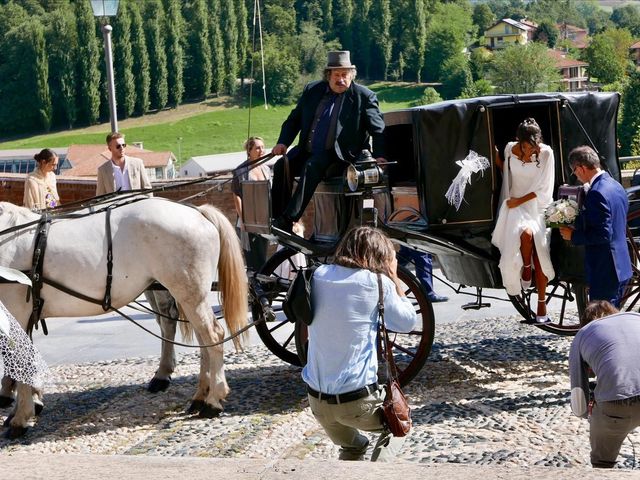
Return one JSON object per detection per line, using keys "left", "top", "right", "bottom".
{"left": 302, "top": 264, "right": 417, "bottom": 395}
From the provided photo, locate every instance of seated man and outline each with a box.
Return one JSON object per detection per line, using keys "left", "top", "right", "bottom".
{"left": 569, "top": 300, "right": 640, "bottom": 468}
{"left": 271, "top": 50, "right": 386, "bottom": 232}
{"left": 397, "top": 246, "right": 448, "bottom": 303}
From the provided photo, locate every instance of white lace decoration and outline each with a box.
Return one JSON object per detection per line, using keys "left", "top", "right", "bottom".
{"left": 0, "top": 303, "right": 49, "bottom": 389}
{"left": 444, "top": 150, "right": 490, "bottom": 211}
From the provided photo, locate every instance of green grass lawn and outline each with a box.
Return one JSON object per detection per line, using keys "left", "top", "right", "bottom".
{"left": 0, "top": 82, "right": 425, "bottom": 162}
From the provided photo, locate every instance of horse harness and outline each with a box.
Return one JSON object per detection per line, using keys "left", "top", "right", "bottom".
{"left": 24, "top": 206, "right": 117, "bottom": 337}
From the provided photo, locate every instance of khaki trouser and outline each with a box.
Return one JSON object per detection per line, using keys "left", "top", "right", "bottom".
{"left": 307, "top": 387, "right": 406, "bottom": 462}
{"left": 590, "top": 400, "right": 640, "bottom": 468}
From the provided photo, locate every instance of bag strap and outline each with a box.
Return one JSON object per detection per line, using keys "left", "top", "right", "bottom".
{"left": 377, "top": 273, "right": 398, "bottom": 382}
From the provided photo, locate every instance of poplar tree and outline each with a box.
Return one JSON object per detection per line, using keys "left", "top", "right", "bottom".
{"left": 129, "top": 1, "right": 150, "bottom": 115}
{"left": 235, "top": 0, "right": 249, "bottom": 85}
{"left": 46, "top": 7, "right": 78, "bottom": 128}
{"left": 0, "top": 18, "right": 51, "bottom": 132}
{"left": 370, "top": 0, "right": 392, "bottom": 80}
{"left": 165, "top": 0, "right": 184, "bottom": 106}
{"left": 352, "top": 0, "right": 372, "bottom": 77}
{"left": 113, "top": 0, "right": 136, "bottom": 118}
{"left": 332, "top": 0, "right": 355, "bottom": 53}
{"left": 221, "top": 0, "right": 239, "bottom": 94}
{"left": 183, "top": 0, "right": 211, "bottom": 99}
{"left": 144, "top": 0, "right": 168, "bottom": 110}
{"left": 208, "top": 0, "right": 225, "bottom": 95}
{"left": 74, "top": 0, "right": 101, "bottom": 125}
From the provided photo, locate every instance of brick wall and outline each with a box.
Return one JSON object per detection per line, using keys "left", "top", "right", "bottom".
{"left": 0, "top": 174, "right": 315, "bottom": 230}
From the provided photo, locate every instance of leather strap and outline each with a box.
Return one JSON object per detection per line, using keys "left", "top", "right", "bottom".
{"left": 27, "top": 214, "right": 51, "bottom": 337}
{"left": 102, "top": 207, "right": 114, "bottom": 311}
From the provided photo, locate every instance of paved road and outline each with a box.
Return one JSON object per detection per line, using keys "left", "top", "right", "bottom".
{"left": 35, "top": 270, "right": 517, "bottom": 366}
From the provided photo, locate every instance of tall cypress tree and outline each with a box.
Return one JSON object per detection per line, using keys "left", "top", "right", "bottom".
{"left": 220, "top": 0, "right": 239, "bottom": 94}
{"left": 74, "top": 0, "right": 101, "bottom": 125}
{"left": 144, "top": 0, "right": 168, "bottom": 110}
{"left": 129, "top": 1, "right": 150, "bottom": 115}
{"left": 370, "top": 0, "right": 391, "bottom": 80}
{"left": 352, "top": 0, "right": 372, "bottom": 77}
{"left": 0, "top": 18, "right": 51, "bottom": 133}
{"left": 46, "top": 6, "right": 78, "bottom": 129}
{"left": 332, "top": 0, "right": 354, "bottom": 52}
{"left": 183, "top": 0, "right": 211, "bottom": 100}
{"left": 165, "top": 0, "right": 184, "bottom": 106}
{"left": 113, "top": 0, "right": 136, "bottom": 118}
{"left": 208, "top": 0, "right": 225, "bottom": 95}
{"left": 235, "top": 0, "right": 249, "bottom": 85}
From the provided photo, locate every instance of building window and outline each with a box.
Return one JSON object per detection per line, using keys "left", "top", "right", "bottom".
{"left": 155, "top": 167, "right": 164, "bottom": 179}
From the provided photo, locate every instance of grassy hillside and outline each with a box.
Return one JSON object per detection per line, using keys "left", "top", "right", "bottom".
{"left": 0, "top": 82, "right": 427, "bottom": 163}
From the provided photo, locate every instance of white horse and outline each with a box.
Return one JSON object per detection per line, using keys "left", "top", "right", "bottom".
{"left": 0, "top": 198, "right": 247, "bottom": 438}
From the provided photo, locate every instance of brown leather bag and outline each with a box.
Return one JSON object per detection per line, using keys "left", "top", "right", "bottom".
{"left": 376, "top": 274, "right": 412, "bottom": 437}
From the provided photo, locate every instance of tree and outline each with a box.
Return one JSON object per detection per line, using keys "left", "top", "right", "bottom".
{"left": 486, "top": 0, "right": 527, "bottom": 21}
{"left": 490, "top": 42, "right": 561, "bottom": 94}
{"left": 352, "top": 0, "right": 372, "bottom": 77}
{"left": 576, "top": 0, "right": 613, "bottom": 34}
{"left": 533, "top": 21, "right": 559, "bottom": 48}
{"left": 144, "top": 0, "right": 168, "bottom": 110}
{"left": 584, "top": 29, "right": 633, "bottom": 85}
{"left": 370, "top": 0, "right": 392, "bottom": 80}
{"left": 469, "top": 47, "right": 494, "bottom": 81}
{"left": 220, "top": 0, "right": 238, "bottom": 94}
{"left": 611, "top": 5, "right": 640, "bottom": 37}
{"left": 619, "top": 71, "right": 640, "bottom": 156}
{"left": 440, "top": 55, "right": 472, "bottom": 100}
{"left": 472, "top": 3, "right": 496, "bottom": 38}
{"left": 183, "top": 0, "right": 212, "bottom": 99}
{"left": 391, "top": 0, "right": 427, "bottom": 82}
{"left": 45, "top": 6, "right": 78, "bottom": 128}
{"left": 165, "top": 0, "right": 184, "bottom": 106}
{"left": 235, "top": 0, "right": 249, "bottom": 84}
{"left": 208, "top": 0, "right": 225, "bottom": 94}
{"left": 74, "top": 0, "right": 101, "bottom": 124}
{"left": 459, "top": 79, "right": 494, "bottom": 99}
{"left": 0, "top": 18, "right": 51, "bottom": 133}
{"left": 113, "top": 0, "right": 136, "bottom": 118}
{"left": 332, "top": 0, "right": 355, "bottom": 53}
{"left": 423, "top": 2, "right": 474, "bottom": 83}
{"left": 255, "top": 36, "right": 301, "bottom": 105}
{"left": 411, "top": 87, "right": 442, "bottom": 107}
{"left": 129, "top": 1, "right": 150, "bottom": 116}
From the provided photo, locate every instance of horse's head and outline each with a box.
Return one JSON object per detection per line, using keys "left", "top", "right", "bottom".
{"left": 0, "top": 202, "right": 38, "bottom": 229}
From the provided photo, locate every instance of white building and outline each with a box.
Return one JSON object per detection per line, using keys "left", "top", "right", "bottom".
{"left": 180, "top": 151, "right": 277, "bottom": 177}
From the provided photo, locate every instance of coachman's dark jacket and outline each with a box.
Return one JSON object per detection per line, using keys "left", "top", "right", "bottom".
{"left": 276, "top": 80, "right": 386, "bottom": 163}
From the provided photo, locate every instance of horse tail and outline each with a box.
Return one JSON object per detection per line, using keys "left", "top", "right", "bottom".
{"left": 177, "top": 303, "right": 193, "bottom": 344}
{"left": 197, "top": 204, "right": 248, "bottom": 349}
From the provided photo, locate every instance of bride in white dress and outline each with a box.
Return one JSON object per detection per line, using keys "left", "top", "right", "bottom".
{"left": 491, "top": 118, "right": 555, "bottom": 323}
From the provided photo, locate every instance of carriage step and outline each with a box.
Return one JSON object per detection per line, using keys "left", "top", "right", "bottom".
{"left": 461, "top": 287, "right": 490, "bottom": 310}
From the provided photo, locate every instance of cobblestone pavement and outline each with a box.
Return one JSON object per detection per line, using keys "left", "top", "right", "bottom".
{"left": 1, "top": 314, "right": 639, "bottom": 471}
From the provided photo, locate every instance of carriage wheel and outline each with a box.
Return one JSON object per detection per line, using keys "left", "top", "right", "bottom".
{"left": 509, "top": 280, "right": 588, "bottom": 336}
{"left": 252, "top": 247, "right": 309, "bottom": 366}
{"left": 294, "top": 264, "right": 435, "bottom": 387}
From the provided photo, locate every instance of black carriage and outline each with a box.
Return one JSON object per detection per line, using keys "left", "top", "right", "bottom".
{"left": 246, "top": 91, "right": 639, "bottom": 387}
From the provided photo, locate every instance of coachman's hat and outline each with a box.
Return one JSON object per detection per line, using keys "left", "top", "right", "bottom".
{"left": 325, "top": 51, "right": 356, "bottom": 69}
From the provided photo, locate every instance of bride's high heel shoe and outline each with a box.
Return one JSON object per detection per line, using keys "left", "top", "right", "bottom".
{"left": 520, "top": 264, "right": 532, "bottom": 290}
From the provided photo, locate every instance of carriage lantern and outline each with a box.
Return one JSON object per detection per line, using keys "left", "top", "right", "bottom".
{"left": 346, "top": 150, "right": 385, "bottom": 193}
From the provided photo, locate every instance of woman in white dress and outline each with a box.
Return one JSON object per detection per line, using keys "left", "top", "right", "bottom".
{"left": 491, "top": 118, "right": 555, "bottom": 324}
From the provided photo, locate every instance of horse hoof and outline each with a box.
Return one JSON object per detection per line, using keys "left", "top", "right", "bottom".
{"left": 148, "top": 378, "right": 171, "bottom": 393}
{"left": 187, "top": 399, "right": 205, "bottom": 414}
{"left": 3, "top": 413, "right": 14, "bottom": 427}
{"left": 34, "top": 402, "right": 44, "bottom": 416}
{"left": 198, "top": 404, "right": 222, "bottom": 419}
{"left": 0, "top": 396, "right": 14, "bottom": 408}
{"left": 4, "top": 425, "right": 28, "bottom": 439}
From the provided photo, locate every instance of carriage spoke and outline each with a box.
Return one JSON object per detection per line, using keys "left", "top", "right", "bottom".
{"left": 282, "top": 331, "right": 295, "bottom": 349}
{"left": 389, "top": 341, "right": 417, "bottom": 358}
{"left": 267, "top": 320, "right": 291, "bottom": 334}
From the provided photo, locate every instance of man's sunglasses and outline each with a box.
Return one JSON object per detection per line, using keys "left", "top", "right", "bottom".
{"left": 115, "top": 143, "right": 127, "bottom": 149}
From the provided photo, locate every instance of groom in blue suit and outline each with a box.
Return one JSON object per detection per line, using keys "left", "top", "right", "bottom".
{"left": 560, "top": 146, "right": 632, "bottom": 307}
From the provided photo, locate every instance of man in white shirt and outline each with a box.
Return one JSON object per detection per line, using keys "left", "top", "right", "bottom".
{"left": 96, "top": 132, "right": 152, "bottom": 196}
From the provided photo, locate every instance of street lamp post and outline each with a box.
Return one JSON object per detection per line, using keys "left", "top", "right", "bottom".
{"left": 177, "top": 137, "right": 183, "bottom": 165}
{"left": 90, "top": 0, "right": 120, "bottom": 133}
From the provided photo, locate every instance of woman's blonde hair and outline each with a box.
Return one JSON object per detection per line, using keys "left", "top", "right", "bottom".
{"left": 333, "top": 226, "right": 395, "bottom": 274}
{"left": 243, "top": 136, "right": 264, "bottom": 155}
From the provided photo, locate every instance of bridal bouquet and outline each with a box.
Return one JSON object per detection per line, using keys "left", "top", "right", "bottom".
{"left": 545, "top": 198, "right": 579, "bottom": 228}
